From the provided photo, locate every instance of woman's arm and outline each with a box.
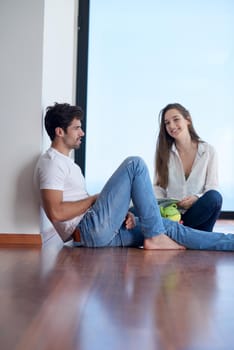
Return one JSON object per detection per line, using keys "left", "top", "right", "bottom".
{"left": 204, "top": 145, "right": 219, "bottom": 192}
{"left": 153, "top": 174, "right": 167, "bottom": 198}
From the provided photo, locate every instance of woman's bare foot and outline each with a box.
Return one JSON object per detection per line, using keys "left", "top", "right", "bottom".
{"left": 144, "top": 234, "right": 186, "bottom": 250}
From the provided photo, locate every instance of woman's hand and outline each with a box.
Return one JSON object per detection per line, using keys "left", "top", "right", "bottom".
{"left": 177, "top": 195, "right": 198, "bottom": 210}
{"left": 124, "top": 212, "right": 136, "bottom": 230}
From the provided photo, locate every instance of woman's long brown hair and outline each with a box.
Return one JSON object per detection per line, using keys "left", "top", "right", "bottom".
{"left": 154, "top": 103, "right": 201, "bottom": 189}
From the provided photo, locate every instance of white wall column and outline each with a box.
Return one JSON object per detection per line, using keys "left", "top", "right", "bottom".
{"left": 0, "top": 0, "right": 78, "bottom": 244}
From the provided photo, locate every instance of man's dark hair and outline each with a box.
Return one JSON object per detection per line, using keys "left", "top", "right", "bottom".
{"left": 44, "top": 102, "right": 84, "bottom": 141}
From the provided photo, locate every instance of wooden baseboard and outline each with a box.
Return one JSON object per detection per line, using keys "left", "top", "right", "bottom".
{"left": 0, "top": 234, "right": 42, "bottom": 246}
{"left": 219, "top": 211, "right": 234, "bottom": 220}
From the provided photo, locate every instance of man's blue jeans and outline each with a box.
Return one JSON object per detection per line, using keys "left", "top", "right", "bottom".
{"left": 78, "top": 157, "right": 234, "bottom": 251}
{"left": 78, "top": 157, "right": 164, "bottom": 247}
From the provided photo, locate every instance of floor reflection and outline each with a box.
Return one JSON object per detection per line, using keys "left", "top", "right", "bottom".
{"left": 1, "top": 242, "right": 234, "bottom": 350}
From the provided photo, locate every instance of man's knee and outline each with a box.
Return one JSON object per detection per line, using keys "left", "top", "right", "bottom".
{"left": 125, "top": 155, "right": 142, "bottom": 163}
{"left": 124, "top": 156, "right": 145, "bottom": 168}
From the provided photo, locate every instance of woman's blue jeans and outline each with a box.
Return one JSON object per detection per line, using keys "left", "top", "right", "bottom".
{"left": 78, "top": 157, "right": 234, "bottom": 251}
{"left": 181, "top": 190, "right": 223, "bottom": 231}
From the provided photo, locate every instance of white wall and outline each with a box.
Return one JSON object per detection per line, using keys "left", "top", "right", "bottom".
{"left": 41, "top": 0, "right": 78, "bottom": 232}
{"left": 0, "top": 0, "right": 44, "bottom": 234}
{"left": 42, "top": 0, "right": 78, "bottom": 151}
{"left": 0, "top": 0, "right": 78, "bottom": 235}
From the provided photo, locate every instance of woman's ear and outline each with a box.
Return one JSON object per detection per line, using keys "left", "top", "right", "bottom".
{"left": 186, "top": 116, "right": 192, "bottom": 126}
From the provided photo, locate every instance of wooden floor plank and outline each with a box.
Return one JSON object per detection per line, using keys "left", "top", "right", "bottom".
{"left": 0, "top": 221, "right": 234, "bottom": 350}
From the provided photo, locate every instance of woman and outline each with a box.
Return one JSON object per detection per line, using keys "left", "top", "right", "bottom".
{"left": 154, "top": 103, "right": 222, "bottom": 231}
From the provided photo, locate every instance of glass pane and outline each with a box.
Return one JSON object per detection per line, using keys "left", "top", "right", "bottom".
{"left": 85, "top": 0, "right": 234, "bottom": 210}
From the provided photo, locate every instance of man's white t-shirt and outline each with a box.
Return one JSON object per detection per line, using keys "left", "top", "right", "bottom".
{"left": 34, "top": 147, "right": 89, "bottom": 241}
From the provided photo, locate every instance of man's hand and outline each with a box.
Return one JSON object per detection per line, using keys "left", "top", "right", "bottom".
{"left": 124, "top": 212, "right": 136, "bottom": 230}
{"left": 177, "top": 195, "right": 198, "bottom": 210}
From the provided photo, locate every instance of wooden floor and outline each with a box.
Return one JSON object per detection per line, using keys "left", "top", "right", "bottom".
{"left": 1, "top": 220, "right": 234, "bottom": 350}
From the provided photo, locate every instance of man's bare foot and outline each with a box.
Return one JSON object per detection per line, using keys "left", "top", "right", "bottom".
{"left": 144, "top": 234, "right": 186, "bottom": 250}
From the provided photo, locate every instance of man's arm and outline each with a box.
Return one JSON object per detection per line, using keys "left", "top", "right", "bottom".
{"left": 41, "top": 189, "right": 98, "bottom": 223}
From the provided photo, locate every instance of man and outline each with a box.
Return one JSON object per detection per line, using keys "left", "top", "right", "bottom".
{"left": 34, "top": 102, "right": 234, "bottom": 251}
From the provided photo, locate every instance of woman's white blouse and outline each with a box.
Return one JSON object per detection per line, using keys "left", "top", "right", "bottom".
{"left": 154, "top": 142, "right": 219, "bottom": 200}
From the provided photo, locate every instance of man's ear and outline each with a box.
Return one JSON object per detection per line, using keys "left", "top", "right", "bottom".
{"left": 55, "top": 127, "right": 64, "bottom": 137}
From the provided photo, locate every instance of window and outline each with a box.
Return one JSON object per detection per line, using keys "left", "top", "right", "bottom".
{"left": 80, "top": 0, "right": 234, "bottom": 211}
